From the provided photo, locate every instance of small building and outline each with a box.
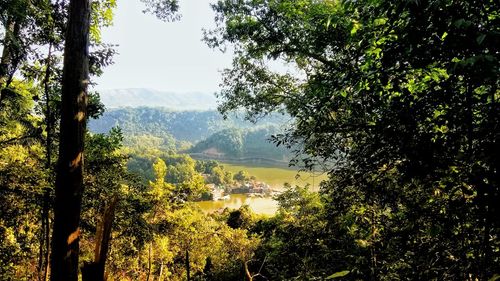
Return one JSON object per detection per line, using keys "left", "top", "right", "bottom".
{"left": 249, "top": 182, "right": 271, "bottom": 194}
{"left": 206, "top": 184, "right": 224, "bottom": 201}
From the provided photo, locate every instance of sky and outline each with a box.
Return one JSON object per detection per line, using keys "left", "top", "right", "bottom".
{"left": 93, "top": 0, "right": 232, "bottom": 93}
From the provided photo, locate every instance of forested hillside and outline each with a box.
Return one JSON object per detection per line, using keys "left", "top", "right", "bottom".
{"left": 89, "top": 107, "right": 294, "bottom": 160}
{"left": 189, "top": 127, "right": 292, "bottom": 161}
{"left": 89, "top": 107, "right": 290, "bottom": 141}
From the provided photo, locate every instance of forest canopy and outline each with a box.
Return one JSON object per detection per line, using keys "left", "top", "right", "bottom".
{"left": 205, "top": 0, "right": 499, "bottom": 279}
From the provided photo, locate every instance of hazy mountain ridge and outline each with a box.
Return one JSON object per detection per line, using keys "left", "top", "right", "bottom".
{"left": 90, "top": 108, "right": 233, "bottom": 142}
{"left": 90, "top": 106, "right": 290, "bottom": 138}
{"left": 97, "top": 88, "right": 218, "bottom": 110}
{"left": 90, "top": 89, "right": 294, "bottom": 160}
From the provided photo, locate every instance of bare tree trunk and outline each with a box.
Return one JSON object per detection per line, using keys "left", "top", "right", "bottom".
{"left": 95, "top": 196, "right": 118, "bottom": 279}
{"left": 43, "top": 194, "right": 51, "bottom": 281}
{"left": 82, "top": 196, "right": 119, "bottom": 281}
{"left": 185, "top": 249, "right": 191, "bottom": 281}
{"left": 44, "top": 43, "right": 54, "bottom": 171}
{"left": 146, "top": 243, "right": 153, "bottom": 281}
{"left": 49, "top": 0, "right": 91, "bottom": 280}
{"left": 0, "top": 17, "right": 22, "bottom": 88}
{"left": 243, "top": 261, "right": 252, "bottom": 281}
{"left": 158, "top": 260, "right": 164, "bottom": 281}
{"left": 37, "top": 43, "right": 54, "bottom": 281}
{"left": 37, "top": 189, "right": 51, "bottom": 281}
{"left": 146, "top": 208, "right": 159, "bottom": 281}
{"left": 38, "top": 200, "right": 45, "bottom": 281}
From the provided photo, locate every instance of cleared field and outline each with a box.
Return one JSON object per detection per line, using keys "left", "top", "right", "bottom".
{"left": 221, "top": 163, "right": 329, "bottom": 190}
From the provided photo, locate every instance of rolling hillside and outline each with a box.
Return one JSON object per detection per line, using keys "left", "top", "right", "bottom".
{"left": 89, "top": 104, "right": 294, "bottom": 160}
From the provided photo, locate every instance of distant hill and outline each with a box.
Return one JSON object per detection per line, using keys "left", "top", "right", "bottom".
{"left": 90, "top": 108, "right": 231, "bottom": 142}
{"left": 189, "top": 126, "right": 292, "bottom": 162}
{"left": 97, "top": 88, "right": 218, "bottom": 110}
{"left": 89, "top": 107, "right": 290, "bottom": 143}
{"left": 89, "top": 91, "right": 296, "bottom": 161}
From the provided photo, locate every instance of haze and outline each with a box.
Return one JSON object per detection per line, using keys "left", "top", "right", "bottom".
{"left": 94, "top": 0, "right": 232, "bottom": 93}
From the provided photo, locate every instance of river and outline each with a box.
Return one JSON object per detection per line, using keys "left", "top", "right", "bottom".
{"left": 194, "top": 163, "right": 328, "bottom": 216}
{"left": 195, "top": 194, "right": 278, "bottom": 216}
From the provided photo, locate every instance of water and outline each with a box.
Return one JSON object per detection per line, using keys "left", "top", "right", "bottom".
{"left": 195, "top": 194, "right": 278, "bottom": 216}
{"left": 194, "top": 163, "right": 328, "bottom": 216}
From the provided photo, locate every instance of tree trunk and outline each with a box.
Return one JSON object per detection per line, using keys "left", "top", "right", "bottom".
{"left": 146, "top": 243, "right": 153, "bottom": 281}
{"left": 243, "top": 261, "right": 252, "bottom": 281}
{"left": 82, "top": 196, "right": 118, "bottom": 281}
{"left": 38, "top": 43, "right": 54, "bottom": 281}
{"left": 44, "top": 43, "right": 54, "bottom": 171}
{"left": 158, "top": 260, "right": 164, "bottom": 281}
{"left": 43, "top": 199, "right": 51, "bottom": 281}
{"left": 186, "top": 249, "right": 191, "bottom": 281}
{"left": 38, "top": 189, "right": 51, "bottom": 281}
{"left": 0, "top": 17, "right": 15, "bottom": 87}
{"left": 0, "top": 16, "right": 22, "bottom": 88}
{"left": 49, "top": 0, "right": 91, "bottom": 280}
{"left": 0, "top": 17, "right": 14, "bottom": 79}
{"left": 95, "top": 196, "right": 118, "bottom": 280}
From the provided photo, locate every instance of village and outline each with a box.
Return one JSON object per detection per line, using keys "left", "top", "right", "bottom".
{"left": 204, "top": 180, "right": 276, "bottom": 201}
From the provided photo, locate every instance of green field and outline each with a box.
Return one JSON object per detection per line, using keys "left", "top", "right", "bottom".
{"left": 221, "top": 162, "right": 328, "bottom": 190}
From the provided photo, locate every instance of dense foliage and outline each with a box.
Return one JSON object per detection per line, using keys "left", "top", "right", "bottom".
{"left": 205, "top": 0, "right": 499, "bottom": 279}
{"left": 1, "top": 0, "right": 498, "bottom": 280}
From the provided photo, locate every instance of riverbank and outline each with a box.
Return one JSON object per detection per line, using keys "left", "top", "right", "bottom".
{"left": 195, "top": 194, "right": 278, "bottom": 215}
{"left": 221, "top": 162, "right": 328, "bottom": 190}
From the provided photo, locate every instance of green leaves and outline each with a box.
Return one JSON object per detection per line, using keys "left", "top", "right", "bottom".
{"left": 350, "top": 20, "right": 361, "bottom": 35}
{"left": 326, "top": 270, "right": 350, "bottom": 279}
{"left": 90, "top": 0, "right": 117, "bottom": 43}
{"left": 489, "top": 274, "right": 500, "bottom": 281}
{"left": 476, "top": 34, "right": 486, "bottom": 45}
{"left": 207, "top": 0, "right": 500, "bottom": 279}
{"left": 453, "top": 18, "right": 472, "bottom": 29}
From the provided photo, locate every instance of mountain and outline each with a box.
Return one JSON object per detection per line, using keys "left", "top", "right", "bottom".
{"left": 90, "top": 108, "right": 233, "bottom": 142}
{"left": 96, "top": 88, "right": 218, "bottom": 110}
{"left": 89, "top": 89, "right": 295, "bottom": 161}
{"left": 89, "top": 107, "right": 291, "bottom": 142}
{"left": 88, "top": 107, "right": 294, "bottom": 161}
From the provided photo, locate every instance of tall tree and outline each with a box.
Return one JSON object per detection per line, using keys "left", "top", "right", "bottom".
{"left": 0, "top": 0, "right": 26, "bottom": 86}
{"left": 49, "top": 0, "right": 91, "bottom": 280}
{"left": 48, "top": 1, "right": 180, "bottom": 279}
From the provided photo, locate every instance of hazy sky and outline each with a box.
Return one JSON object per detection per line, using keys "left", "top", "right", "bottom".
{"left": 94, "top": 0, "right": 232, "bottom": 93}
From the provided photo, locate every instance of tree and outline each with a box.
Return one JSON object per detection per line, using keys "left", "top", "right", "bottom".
{"left": 206, "top": 0, "right": 499, "bottom": 279}
{"left": 0, "top": 81, "right": 48, "bottom": 280}
{"left": 144, "top": 158, "right": 175, "bottom": 281}
{"left": 49, "top": 0, "right": 181, "bottom": 279}
{"left": 140, "top": 0, "right": 179, "bottom": 22}
{"left": 50, "top": 0, "right": 92, "bottom": 280}
{"left": 254, "top": 186, "right": 331, "bottom": 280}
{"left": 0, "top": 0, "right": 31, "bottom": 86}
{"left": 81, "top": 130, "right": 150, "bottom": 280}
{"left": 233, "top": 170, "right": 249, "bottom": 182}
{"left": 80, "top": 128, "right": 131, "bottom": 281}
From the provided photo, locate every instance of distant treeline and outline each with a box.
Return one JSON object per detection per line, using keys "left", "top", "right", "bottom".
{"left": 89, "top": 107, "right": 294, "bottom": 160}
{"left": 188, "top": 127, "right": 292, "bottom": 161}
